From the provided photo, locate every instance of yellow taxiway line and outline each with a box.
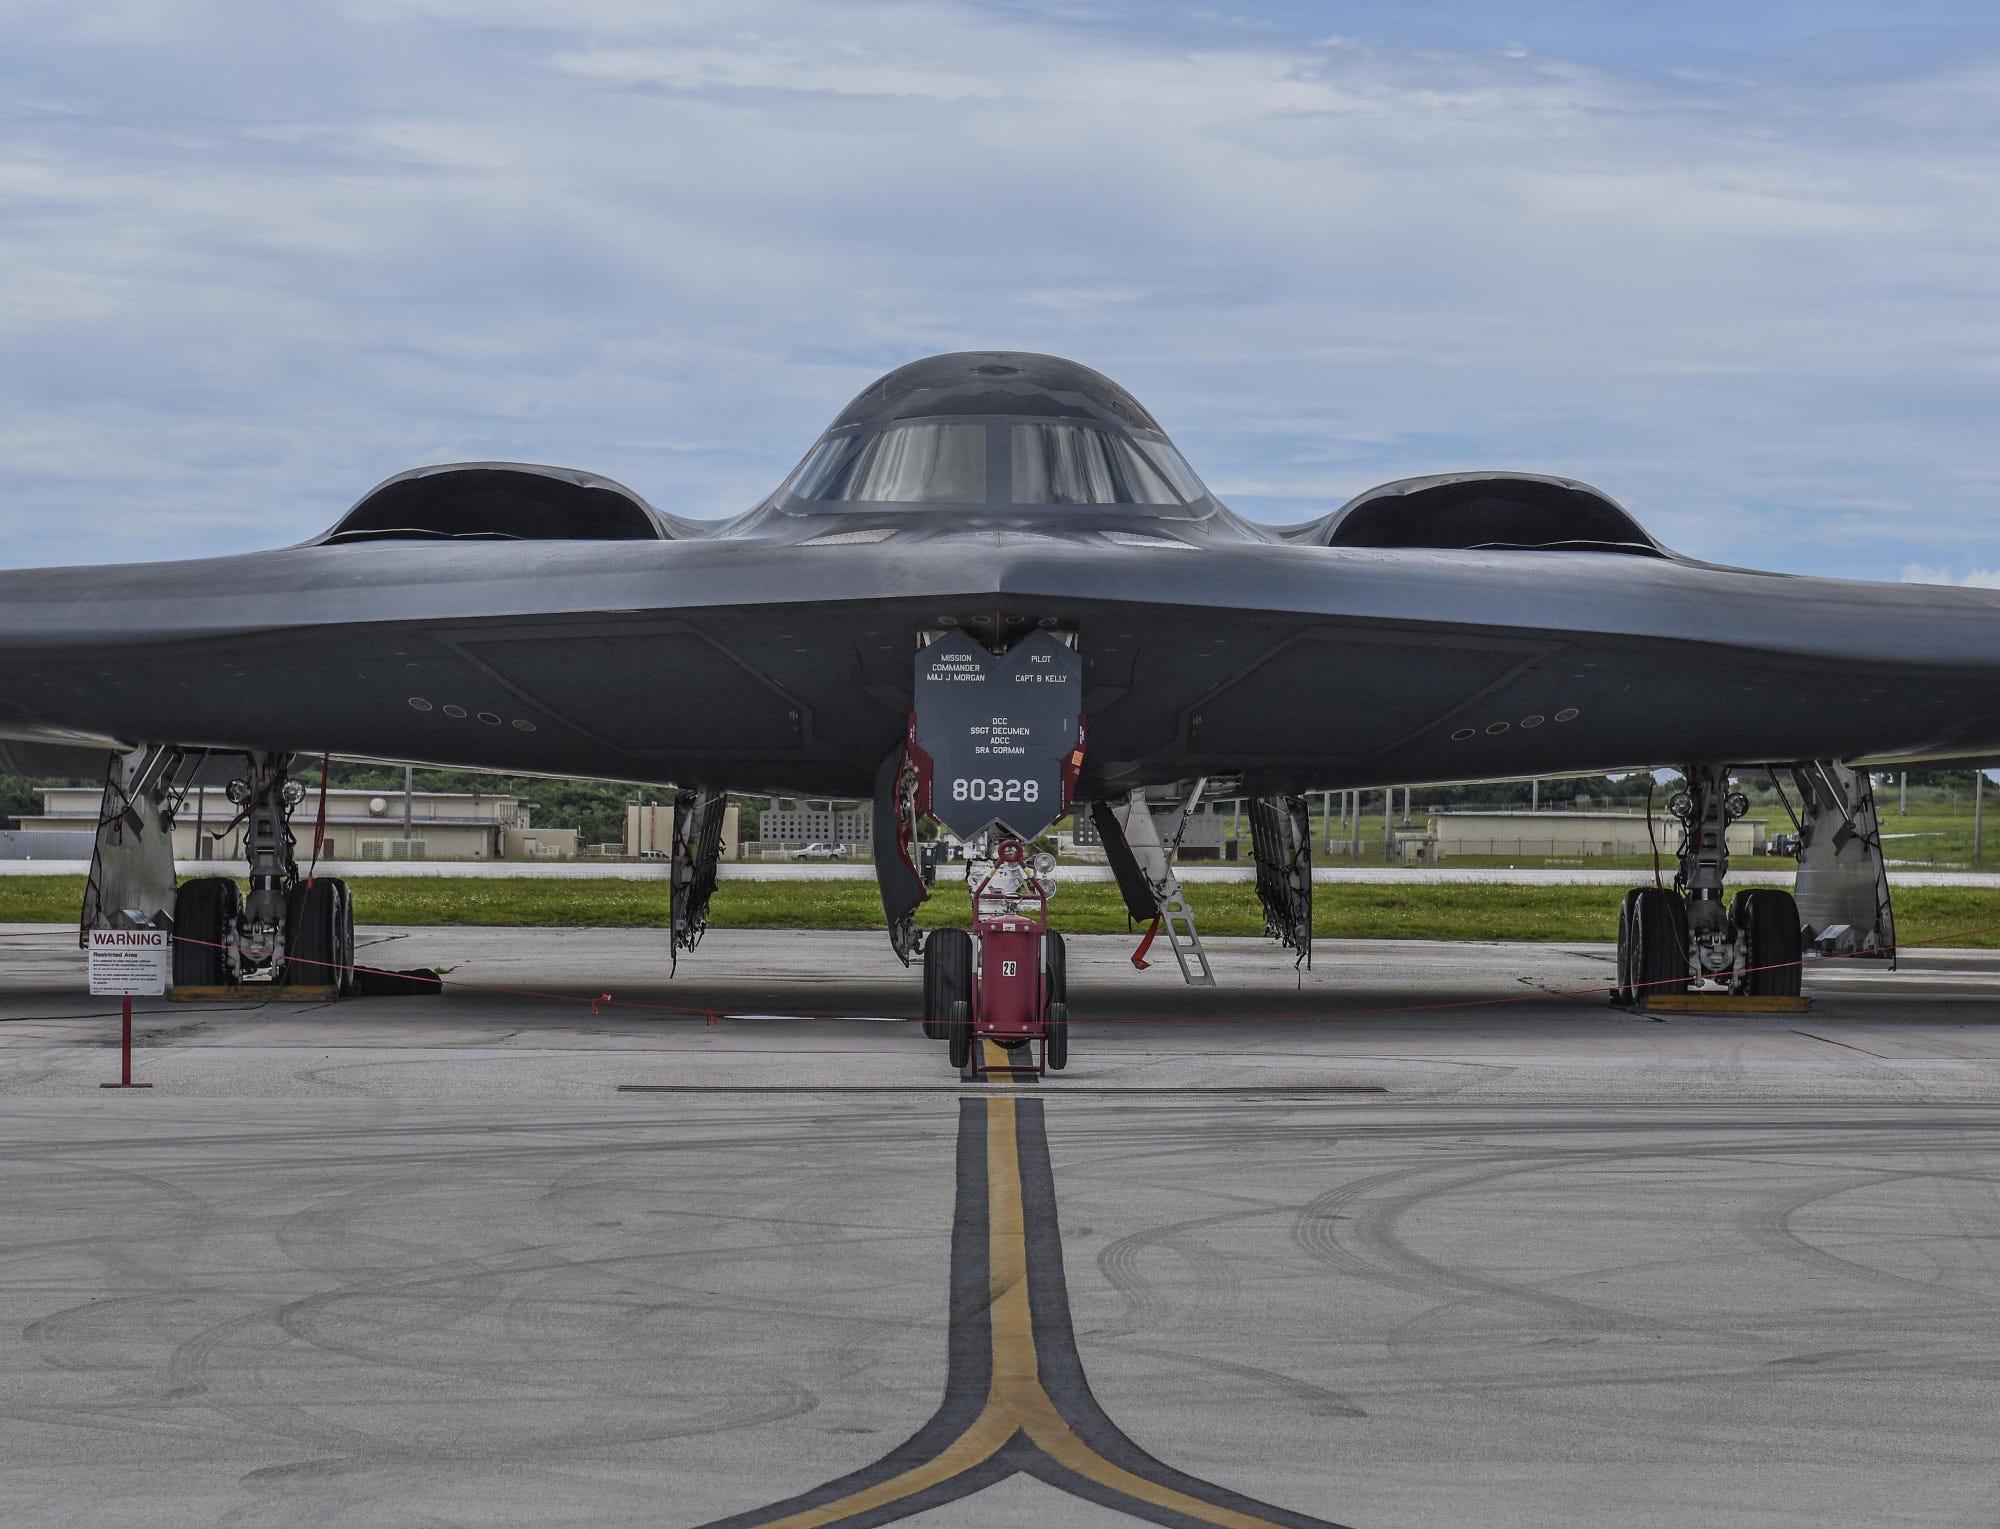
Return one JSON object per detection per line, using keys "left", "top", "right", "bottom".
{"left": 739, "top": 1099, "right": 1311, "bottom": 1529}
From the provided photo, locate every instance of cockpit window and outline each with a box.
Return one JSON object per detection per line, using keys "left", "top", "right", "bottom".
{"left": 778, "top": 417, "right": 1213, "bottom": 513}
{"left": 1134, "top": 438, "right": 1206, "bottom": 503}
{"left": 794, "top": 422, "right": 986, "bottom": 504}
{"left": 1010, "top": 424, "right": 1183, "bottom": 506}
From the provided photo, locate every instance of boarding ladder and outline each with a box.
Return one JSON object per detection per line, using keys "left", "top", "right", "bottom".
{"left": 1113, "top": 786, "right": 1216, "bottom": 987}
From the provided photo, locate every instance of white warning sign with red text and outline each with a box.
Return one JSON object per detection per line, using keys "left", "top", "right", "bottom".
{"left": 87, "top": 928, "right": 169, "bottom": 997}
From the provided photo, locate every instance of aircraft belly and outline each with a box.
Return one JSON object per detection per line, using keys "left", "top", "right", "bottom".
{"left": 0, "top": 550, "right": 1996, "bottom": 796}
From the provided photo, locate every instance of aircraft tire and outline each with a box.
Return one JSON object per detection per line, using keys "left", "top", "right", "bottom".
{"left": 323, "top": 878, "right": 356, "bottom": 996}
{"left": 1732, "top": 888, "right": 1803, "bottom": 998}
{"left": 1613, "top": 889, "right": 1646, "bottom": 1005}
{"left": 1631, "top": 888, "right": 1690, "bottom": 1001}
{"left": 171, "top": 877, "right": 239, "bottom": 988}
{"left": 927, "top": 929, "right": 972, "bottom": 1043}
{"left": 282, "top": 881, "right": 340, "bottom": 989}
{"left": 1046, "top": 1001, "right": 1068, "bottom": 1071}
{"left": 947, "top": 999, "right": 972, "bottom": 1071}
{"left": 921, "top": 934, "right": 945, "bottom": 1039}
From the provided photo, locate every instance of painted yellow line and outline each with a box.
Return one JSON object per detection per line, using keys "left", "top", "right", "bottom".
{"left": 743, "top": 1390, "right": 1015, "bottom": 1529}
{"left": 983, "top": 1100, "right": 1302, "bottom": 1529}
{"left": 981, "top": 1038, "right": 1010, "bottom": 1071}
{"left": 744, "top": 1100, "right": 1302, "bottom": 1528}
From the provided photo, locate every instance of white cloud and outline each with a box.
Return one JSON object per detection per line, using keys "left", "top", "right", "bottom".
{"left": 550, "top": 44, "right": 998, "bottom": 100}
{"left": 0, "top": 2, "right": 1997, "bottom": 574}
{"left": 1901, "top": 564, "right": 2000, "bottom": 590}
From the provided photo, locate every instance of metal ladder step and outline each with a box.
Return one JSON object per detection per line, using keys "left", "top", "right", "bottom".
{"left": 1158, "top": 889, "right": 1213, "bottom": 986}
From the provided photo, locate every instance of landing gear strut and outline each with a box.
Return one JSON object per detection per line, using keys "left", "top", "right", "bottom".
{"left": 1615, "top": 764, "right": 1802, "bottom": 1004}
{"left": 169, "top": 752, "right": 354, "bottom": 990}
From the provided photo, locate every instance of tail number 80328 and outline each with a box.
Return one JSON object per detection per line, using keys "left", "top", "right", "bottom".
{"left": 950, "top": 777, "right": 1040, "bottom": 804}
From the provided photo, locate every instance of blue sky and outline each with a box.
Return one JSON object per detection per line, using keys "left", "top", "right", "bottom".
{"left": 2, "top": 1, "right": 1997, "bottom": 582}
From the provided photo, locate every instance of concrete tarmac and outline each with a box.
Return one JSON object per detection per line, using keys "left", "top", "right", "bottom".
{"left": 2, "top": 925, "right": 1998, "bottom": 1526}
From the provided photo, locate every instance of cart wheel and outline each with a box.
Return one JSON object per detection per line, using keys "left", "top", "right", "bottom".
{"left": 947, "top": 999, "right": 972, "bottom": 1071}
{"left": 1046, "top": 1000, "right": 1068, "bottom": 1072}
{"left": 1042, "top": 930, "right": 1066, "bottom": 1008}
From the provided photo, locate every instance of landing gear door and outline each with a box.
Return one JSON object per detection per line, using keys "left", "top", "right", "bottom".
{"left": 914, "top": 630, "right": 1083, "bottom": 842}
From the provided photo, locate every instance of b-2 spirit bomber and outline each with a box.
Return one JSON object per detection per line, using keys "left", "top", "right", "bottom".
{"left": 4, "top": 351, "right": 1990, "bottom": 1068}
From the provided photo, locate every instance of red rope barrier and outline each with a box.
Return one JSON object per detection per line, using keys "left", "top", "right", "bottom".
{"left": 158, "top": 917, "right": 2000, "bottom": 1030}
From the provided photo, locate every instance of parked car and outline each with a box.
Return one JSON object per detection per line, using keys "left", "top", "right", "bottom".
{"left": 637, "top": 848, "right": 669, "bottom": 861}
{"left": 792, "top": 842, "right": 848, "bottom": 861}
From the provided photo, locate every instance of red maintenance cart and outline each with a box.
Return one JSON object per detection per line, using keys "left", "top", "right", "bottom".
{"left": 923, "top": 838, "right": 1068, "bottom": 1079}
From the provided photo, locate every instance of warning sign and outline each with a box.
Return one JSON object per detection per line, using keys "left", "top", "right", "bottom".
{"left": 87, "top": 928, "right": 169, "bottom": 997}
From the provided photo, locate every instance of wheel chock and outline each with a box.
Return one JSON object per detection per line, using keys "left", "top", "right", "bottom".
{"left": 1638, "top": 993, "right": 1812, "bottom": 1014}
{"left": 167, "top": 985, "right": 337, "bottom": 1003}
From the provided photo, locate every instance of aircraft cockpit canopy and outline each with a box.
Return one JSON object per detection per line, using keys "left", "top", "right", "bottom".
{"left": 777, "top": 352, "right": 1214, "bottom": 515}
{"left": 782, "top": 420, "right": 1205, "bottom": 509}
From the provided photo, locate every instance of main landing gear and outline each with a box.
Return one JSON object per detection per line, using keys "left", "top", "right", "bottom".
{"left": 1614, "top": 763, "right": 1803, "bottom": 1005}
{"left": 169, "top": 752, "right": 355, "bottom": 992}
{"left": 922, "top": 838, "right": 1068, "bottom": 1078}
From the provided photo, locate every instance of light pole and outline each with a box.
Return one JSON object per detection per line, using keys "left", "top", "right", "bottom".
{"left": 1976, "top": 771, "right": 1985, "bottom": 864}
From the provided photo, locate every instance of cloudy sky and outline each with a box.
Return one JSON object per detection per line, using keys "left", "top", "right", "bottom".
{"left": 3, "top": 1, "right": 1997, "bottom": 582}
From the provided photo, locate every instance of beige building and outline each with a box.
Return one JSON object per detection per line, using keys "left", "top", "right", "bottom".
{"left": 1427, "top": 810, "right": 1769, "bottom": 861}
{"left": 624, "top": 801, "right": 742, "bottom": 859}
{"left": 17, "top": 786, "right": 577, "bottom": 863}
{"left": 757, "top": 801, "right": 872, "bottom": 849}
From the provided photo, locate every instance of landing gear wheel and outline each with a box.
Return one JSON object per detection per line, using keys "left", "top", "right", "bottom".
{"left": 1629, "top": 887, "right": 1690, "bottom": 1003}
{"left": 1613, "top": 889, "right": 1645, "bottom": 1006}
{"left": 921, "top": 939, "right": 940, "bottom": 1039}
{"left": 926, "top": 928, "right": 972, "bottom": 1045}
{"left": 947, "top": 999, "right": 972, "bottom": 1072}
{"left": 1046, "top": 1001, "right": 1068, "bottom": 1072}
{"left": 323, "top": 878, "right": 356, "bottom": 996}
{"left": 1731, "top": 888, "right": 1803, "bottom": 997}
{"left": 282, "top": 881, "right": 340, "bottom": 988}
{"left": 171, "top": 877, "right": 239, "bottom": 988}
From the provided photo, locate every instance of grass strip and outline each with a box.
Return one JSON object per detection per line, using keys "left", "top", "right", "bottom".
{"left": 4, "top": 875, "right": 1998, "bottom": 948}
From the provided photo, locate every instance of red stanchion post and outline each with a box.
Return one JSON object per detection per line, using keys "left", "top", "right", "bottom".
{"left": 100, "top": 992, "right": 151, "bottom": 1089}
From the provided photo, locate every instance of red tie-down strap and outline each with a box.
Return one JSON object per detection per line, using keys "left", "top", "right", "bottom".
{"left": 306, "top": 753, "right": 330, "bottom": 887}
{"left": 1130, "top": 916, "right": 1161, "bottom": 970}
{"left": 1059, "top": 717, "right": 1087, "bottom": 816}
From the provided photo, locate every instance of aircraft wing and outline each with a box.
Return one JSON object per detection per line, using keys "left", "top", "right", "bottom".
{"left": 0, "top": 525, "right": 1996, "bottom": 800}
